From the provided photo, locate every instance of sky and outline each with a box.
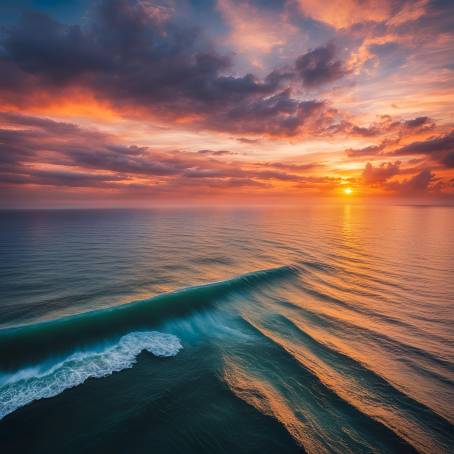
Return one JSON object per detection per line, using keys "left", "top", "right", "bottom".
{"left": 0, "top": 0, "right": 453, "bottom": 207}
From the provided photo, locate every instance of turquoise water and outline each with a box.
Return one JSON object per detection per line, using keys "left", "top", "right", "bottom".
{"left": 0, "top": 206, "right": 453, "bottom": 453}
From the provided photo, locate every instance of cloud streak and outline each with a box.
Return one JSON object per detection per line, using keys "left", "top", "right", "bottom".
{"left": 0, "top": 112, "right": 334, "bottom": 199}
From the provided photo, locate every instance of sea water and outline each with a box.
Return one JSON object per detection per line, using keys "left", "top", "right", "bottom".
{"left": 0, "top": 206, "right": 453, "bottom": 453}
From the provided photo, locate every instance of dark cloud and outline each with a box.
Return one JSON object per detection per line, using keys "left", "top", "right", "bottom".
{"left": 386, "top": 169, "right": 434, "bottom": 193}
{"left": 0, "top": 111, "right": 81, "bottom": 134}
{"left": 344, "top": 117, "right": 438, "bottom": 157}
{"left": 343, "top": 115, "right": 435, "bottom": 139}
{"left": 0, "top": 128, "right": 36, "bottom": 165}
{"left": 0, "top": 0, "right": 346, "bottom": 137}
{"left": 346, "top": 143, "right": 385, "bottom": 157}
{"left": 2, "top": 12, "right": 107, "bottom": 83}
{"left": 0, "top": 112, "right": 320, "bottom": 192}
{"left": 197, "top": 149, "right": 236, "bottom": 156}
{"left": 207, "top": 91, "right": 332, "bottom": 136}
{"left": 403, "top": 116, "right": 434, "bottom": 129}
{"left": 236, "top": 137, "right": 261, "bottom": 144}
{"left": 0, "top": 169, "right": 126, "bottom": 188}
{"left": 441, "top": 152, "right": 454, "bottom": 168}
{"left": 264, "top": 162, "right": 321, "bottom": 172}
{"left": 361, "top": 160, "right": 436, "bottom": 194}
{"left": 394, "top": 130, "right": 454, "bottom": 154}
{"left": 393, "top": 130, "right": 454, "bottom": 167}
{"left": 295, "top": 44, "right": 350, "bottom": 87}
{"left": 1, "top": 110, "right": 448, "bottom": 199}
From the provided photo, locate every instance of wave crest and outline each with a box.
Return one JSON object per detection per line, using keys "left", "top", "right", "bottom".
{"left": 0, "top": 331, "right": 182, "bottom": 420}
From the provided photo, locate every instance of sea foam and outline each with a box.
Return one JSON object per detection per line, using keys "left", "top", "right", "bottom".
{"left": 0, "top": 331, "right": 182, "bottom": 420}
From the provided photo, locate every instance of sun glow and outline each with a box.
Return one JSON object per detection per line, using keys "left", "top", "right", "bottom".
{"left": 343, "top": 187, "right": 353, "bottom": 195}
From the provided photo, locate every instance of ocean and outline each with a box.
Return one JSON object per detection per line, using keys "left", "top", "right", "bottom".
{"left": 0, "top": 205, "right": 453, "bottom": 453}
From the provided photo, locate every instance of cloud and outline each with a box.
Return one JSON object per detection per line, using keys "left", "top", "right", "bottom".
{"left": 393, "top": 130, "right": 454, "bottom": 167}
{"left": 204, "top": 91, "right": 336, "bottom": 136}
{"left": 403, "top": 116, "right": 434, "bottom": 129}
{"left": 0, "top": 111, "right": 82, "bottom": 133}
{"left": 346, "top": 143, "right": 386, "bottom": 158}
{"left": 386, "top": 168, "right": 434, "bottom": 193}
{"left": 217, "top": 0, "right": 293, "bottom": 55}
{"left": 236, "top": 137, "right": 261, "bottom": 144}
{"left": 344, "top": 116, "right": 438, "bottom": 157}
{"left": 362, "top": 161, "right": 401, "bottom": 184}
{"left": 0, "top": 111, "right": 325, "bottom": 195}
{"left": 4, "top": 1, "right": 437, "bottom": 142}
{"left": 361, "top": 160, "right": 438, "bottom": 194}
{"left": 394, "top": 130, "right": 454, "bottom": 154}
{"left": 0, "top": 1, "right": 453, "bottom": 204}
{"left": 264, "top": 161, "right": 321, "bottom": 172}
{"left": 441, "top": 152, "right": 454, "bottom": 168}
{"left": 0, "top": 1, "right": 347, "bottom": 138}
{"left": 197, "top": 149, "right": 237, "bottom": 156}
{"left": 1, "top": 110, "right": 451, "bottom": 201}
{"left": 296, "top": 0, "right": 430, "bottom": 30}
{"left": 296, "top": 0, "right": 392, "bottom": 29}
{"left": 295, "top": 44, "right": 350, "bottom": 87}
{"left": 1, "top": 169, "right": 126, "bottom": 188}
{"left": 386, "top": 0, "right": 429, "bottom": 27}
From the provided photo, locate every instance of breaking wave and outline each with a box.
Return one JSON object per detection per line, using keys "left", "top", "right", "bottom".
{"left": 0, "top": 331, "right": 182, "bottom": 420}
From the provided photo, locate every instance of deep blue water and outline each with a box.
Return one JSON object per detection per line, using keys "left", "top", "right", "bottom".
{"left": 0, "top": 206, "right": 453, "bottom": 453}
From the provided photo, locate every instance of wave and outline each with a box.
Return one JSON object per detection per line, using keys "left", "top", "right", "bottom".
{"left": 0, "top": 331, "right": 182, "bottom": 421}
{"left": 0, "top": 265, "right": 298, "bottom": 421}
{"left": 240, "top": 313, "right": 452, "bottom": 453}
{"left": 223, "top": 359, "right": 325, "bottom": 453}
{"left": 0, "top": 265, "right": 298, "bottom": 368}
{"left": 277, "top": 297, "right": 453, "bottom": 375}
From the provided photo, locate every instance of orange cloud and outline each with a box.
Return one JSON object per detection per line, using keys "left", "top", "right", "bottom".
{"left": 218, "top": 0, "right": 289, "bottom": 55}
{"left": 297, "top": 0, "right": 391, "bottom": 29}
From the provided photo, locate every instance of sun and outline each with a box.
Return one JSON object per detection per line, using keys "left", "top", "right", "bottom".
{"left": 343, "top": 187, "right": 353, "bottom": 195}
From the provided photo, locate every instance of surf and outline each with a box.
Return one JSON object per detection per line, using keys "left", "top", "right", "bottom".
{"left": 0, "top": 331, "right": 182, "bottom": 421}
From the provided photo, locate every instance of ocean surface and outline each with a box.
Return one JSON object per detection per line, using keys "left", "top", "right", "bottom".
{"left": 0, "top": 205, "right": 453, "bottom": 453}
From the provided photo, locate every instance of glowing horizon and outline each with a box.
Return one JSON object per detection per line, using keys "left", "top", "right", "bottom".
{"left": 0, "top": 0, "right": 453, "bottom": 207}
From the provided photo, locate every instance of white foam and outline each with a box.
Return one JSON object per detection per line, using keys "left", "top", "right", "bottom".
{"left": 0, "top": 331, "right": 182, "bottom": 420}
